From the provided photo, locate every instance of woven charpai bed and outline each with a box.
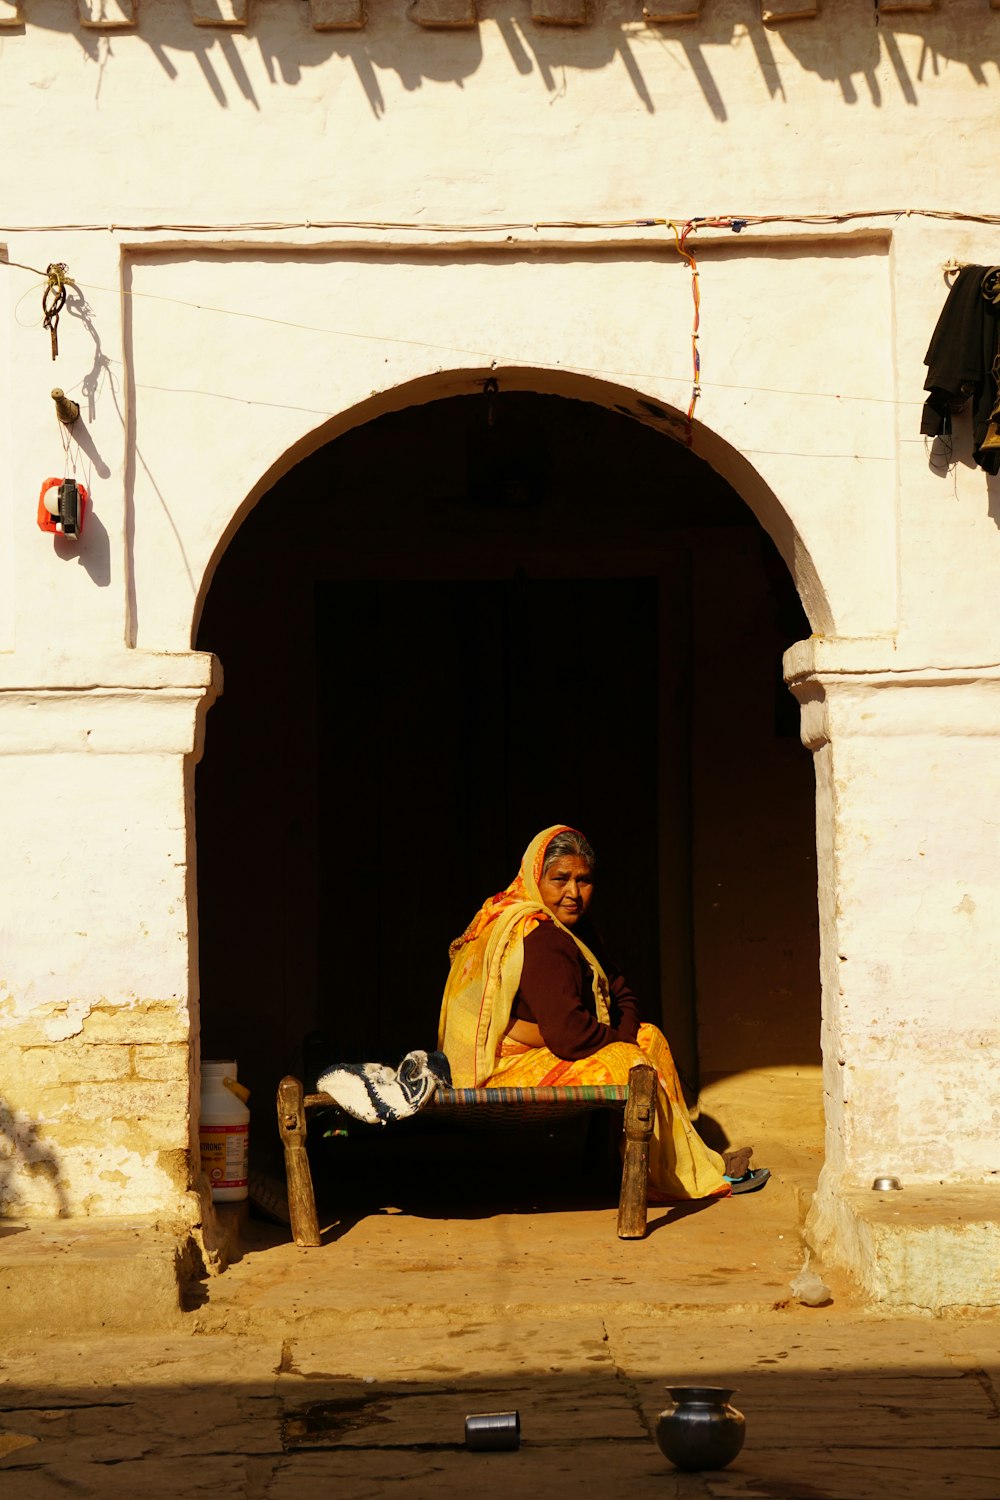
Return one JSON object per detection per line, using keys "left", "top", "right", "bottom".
{"left": 277, "top": 1067, "right": 657, "bottom": 1245}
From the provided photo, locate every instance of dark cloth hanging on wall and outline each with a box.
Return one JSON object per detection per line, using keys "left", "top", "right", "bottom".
{"left": 921, "top": 264, "right": 1000, "bottom": 475}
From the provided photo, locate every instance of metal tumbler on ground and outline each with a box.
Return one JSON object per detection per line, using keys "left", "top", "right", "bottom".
{"left": 464, "top": 1411, "right": 521, "bottom": 1451}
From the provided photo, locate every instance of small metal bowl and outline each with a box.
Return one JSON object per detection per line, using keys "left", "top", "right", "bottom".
{"left": 872, "top": 1175, "right": 902, "bottom": 1191}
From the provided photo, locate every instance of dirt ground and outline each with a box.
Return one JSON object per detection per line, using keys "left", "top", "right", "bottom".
{"left": 2, "top": 1079, "right": 998, "bottom": 1498}
{"left": 3, "top": 1156, "right": 1000, "bottom": 1498}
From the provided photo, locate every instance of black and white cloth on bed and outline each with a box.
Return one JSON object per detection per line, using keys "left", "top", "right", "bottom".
{"left": 316, "top": 1049, "right": 452, "bottom": 1126}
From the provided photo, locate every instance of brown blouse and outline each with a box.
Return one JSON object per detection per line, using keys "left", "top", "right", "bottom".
{"left": 508, "top": 920, "right": 642, "bottom": 1061}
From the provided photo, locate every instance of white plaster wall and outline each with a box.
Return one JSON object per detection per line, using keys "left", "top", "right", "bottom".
{"left": 121, "top": 238, "right": 895, "bottom": 647}
{"left": 790, "top": 662, "right": 1000, "bottom": 1185}
{"left": 890, "top": 223, "right": 1000, "bottom": 665}
{"left": 0, "top": 1, "right": 996, "bottom": 225}
{"left": 0, "top": 683, "right": 212, "bottom": 1215}
{"left": 0, "top": 3, "right": 998, "bottom": 665}
{"left": 1, "top": 236, "right": 130, "bottom": 659}
{"left": 0, "top": 6, "right": 998, "bottom": 662}
{"left": 2, "top": 0, "right": 1000, "bottom": 1239}
{"left": 0, "top": 246, "right": 13, "bottom": 655}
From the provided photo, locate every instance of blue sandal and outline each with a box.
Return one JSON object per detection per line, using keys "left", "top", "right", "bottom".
{"left": 725, "top": 1167, "right": 771, "bottom": 1195}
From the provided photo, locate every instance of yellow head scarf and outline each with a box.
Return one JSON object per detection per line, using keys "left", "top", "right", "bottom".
{"left": 437, "top": 825, "right": 610, "bottom": 1086}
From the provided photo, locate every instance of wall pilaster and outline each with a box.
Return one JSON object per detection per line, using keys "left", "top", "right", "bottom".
{"left": 0, "top": 653, "right": 219, "bottom": 1219}
{"left": 786, "top": 639, "right": 1000, "bottom": 1190}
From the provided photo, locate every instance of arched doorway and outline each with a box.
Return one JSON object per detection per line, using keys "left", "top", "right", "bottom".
{"left": 194, "top": 389, "right": 819, "bottom": 1169}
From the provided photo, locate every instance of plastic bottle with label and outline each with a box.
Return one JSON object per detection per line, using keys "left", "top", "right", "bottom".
{"left": 199, "top": 1059, "right": 250, "bottom": 1202}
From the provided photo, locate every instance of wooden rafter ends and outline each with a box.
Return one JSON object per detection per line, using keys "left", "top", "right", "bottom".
{"left": 408, "top": 0, "right": 477, "bottom": 26}
{"left": 531, "top": 0, "right": 588, "bottom": 24}
{"left": 189, "top": 0, "right": 248, "bottom": 24}
{"left": 761, "top": 0, "right": 820, "bottom": 19}
{"left": 77, "top": 0, "right": 136, "bottom": 25}
{"left": 11, "top": 0, "right": 1000, "bottom": 30}
{"left": 643, "top": 0, "right": 701, "bottom": 20}
{"left": 309, "top": 0, "right": 365, "bottom": 29}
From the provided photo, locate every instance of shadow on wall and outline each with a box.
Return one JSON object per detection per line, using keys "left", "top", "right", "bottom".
{"left": 0, "top": 1098, "right": 69, "bottom": 1221}
{"left": 924, "top": 403, "right": 1000, "bottom": 533}
{"left": 31, "top": 283, "right": 117, "bottom": 588}
{"left": 18, "top": 0, "right": 999, "bottom": 121}
{"left": 772, "top": 5, "right": 1000, "bottom": 111}
{"left": 675, "top": 5, "right": 1000, "bottom": 120}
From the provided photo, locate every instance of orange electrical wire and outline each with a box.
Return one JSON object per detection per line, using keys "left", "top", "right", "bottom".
{"left": 670, "top": 220, "right": 702, "bottom": 444}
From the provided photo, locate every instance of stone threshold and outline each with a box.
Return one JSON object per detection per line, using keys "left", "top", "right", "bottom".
{"left": 822, "top": 1184, "right": 1000, "bottom": 1312}
{"left": 0, "top": 1218, "right": 188, "bottom": 1335}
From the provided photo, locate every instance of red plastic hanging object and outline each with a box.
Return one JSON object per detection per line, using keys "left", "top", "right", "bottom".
{"left": 37, "top": 477, "right": 88, "bottom": 540}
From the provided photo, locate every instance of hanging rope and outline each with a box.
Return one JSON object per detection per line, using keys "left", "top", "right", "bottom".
{"left": 41, "top": 263, "right": 74, "bottom": 360}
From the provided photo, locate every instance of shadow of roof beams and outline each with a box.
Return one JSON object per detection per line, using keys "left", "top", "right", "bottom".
{"left": 1, "top": 0, "right": 967, "bottom": 32}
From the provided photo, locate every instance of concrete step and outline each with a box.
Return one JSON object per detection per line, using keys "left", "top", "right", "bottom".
{"left": 824, "top": 1184, "right": 1000, "bottom": 1311}
{"left": 0, "top": 1218, "right": 186, "bottom": 1335}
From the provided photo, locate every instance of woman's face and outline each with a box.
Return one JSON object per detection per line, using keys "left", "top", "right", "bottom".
{"left": 538, "top": 855, "right": 594, "bottom": 928}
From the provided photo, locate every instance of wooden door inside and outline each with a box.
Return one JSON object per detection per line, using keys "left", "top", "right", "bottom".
{"left": 314, "top": 572, "right": 697, "bottom": 1084}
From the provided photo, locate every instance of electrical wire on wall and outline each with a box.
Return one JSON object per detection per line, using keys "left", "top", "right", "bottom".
{"left": 0, "top": 206, "right": 993, "bottom": 459}
{"left": 668, "top": 221, "right": 700, "bottom": 444}
{"left": 2, "top": 206, "right": 1000, "bottom": 233}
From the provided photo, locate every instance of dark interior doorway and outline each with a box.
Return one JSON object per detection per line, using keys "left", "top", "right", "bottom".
{"left": 194, "top": 390, "right": 819, "bottom": 1158}
{"left": 314, "top": 576, "right": 660, "bottom": 1063}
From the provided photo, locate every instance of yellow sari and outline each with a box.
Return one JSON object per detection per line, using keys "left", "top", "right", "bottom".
{"left": 437, "top": 826, "right": 731, "bottom": 1201}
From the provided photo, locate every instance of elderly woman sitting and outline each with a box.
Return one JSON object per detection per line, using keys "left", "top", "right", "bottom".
{"left": 438, "top": 824, "right": 768, "bottom": 1201}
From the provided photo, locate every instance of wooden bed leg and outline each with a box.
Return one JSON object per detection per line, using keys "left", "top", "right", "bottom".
{"left": 617, "top": 1063, "right": 656, "bottom": 1240}
{"left": 277, "top": 1075, "right": 322, "bottom": 1247}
